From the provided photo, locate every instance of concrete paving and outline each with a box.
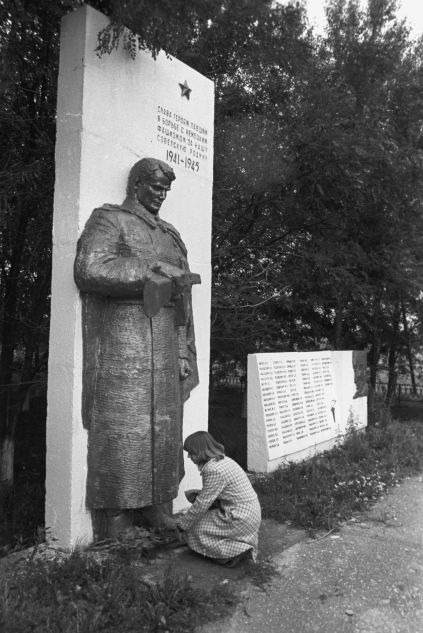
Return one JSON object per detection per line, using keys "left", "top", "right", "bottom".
{"left": 198, "top": 475, "right": 423, "bottom": 633}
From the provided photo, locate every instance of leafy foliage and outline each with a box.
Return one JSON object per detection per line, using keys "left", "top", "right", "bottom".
{"left": 1, "top": 551, "right": 236, "bottom": 632}
{"left": 209, "top": 0, "right": 423, "bottom": 364}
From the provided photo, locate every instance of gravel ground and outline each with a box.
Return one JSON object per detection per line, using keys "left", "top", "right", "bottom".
{"left": 199, "top": 475, "right": 423, "bottom": 633}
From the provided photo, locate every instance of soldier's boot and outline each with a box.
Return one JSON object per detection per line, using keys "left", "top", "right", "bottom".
{"left": 92, "top": 509, "right": 134, "bottom": 540}
{"left": 138, "top": 502, "right": 175, "bottom": 530}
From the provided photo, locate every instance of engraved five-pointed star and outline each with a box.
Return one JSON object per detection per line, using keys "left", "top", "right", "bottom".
{"left": 179, "top": 80, "right": 192, "bottom": 100}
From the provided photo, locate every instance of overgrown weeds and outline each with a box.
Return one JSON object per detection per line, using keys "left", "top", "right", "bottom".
{"left": 0, "top": 550, "right": 237, "bottom": 633}
{"left": 253, "top": 420, "right": 423, "bottom": 533}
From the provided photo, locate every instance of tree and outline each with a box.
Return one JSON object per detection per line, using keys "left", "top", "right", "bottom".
{"left": 0, "top": 0, "right": 115, "bottom": 508}
{"left": 317, "top": 0, "right": 423, "bottom": 382}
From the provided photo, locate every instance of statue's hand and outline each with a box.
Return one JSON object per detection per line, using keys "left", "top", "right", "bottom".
{"left": 152, "top": 261, "right": 184, "bottom": 281}
{"left": 178, "top": 358, "right": 192, "bottom": 381}
{"left": 152, "top": 262, "right": 200, "bottom": 290}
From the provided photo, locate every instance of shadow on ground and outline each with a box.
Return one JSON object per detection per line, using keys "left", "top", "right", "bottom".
{"left": 129, "top": 519, "right": 306, "bottom": 591}
{"left": 392, "top": 400, "right": 423, "bottom": 421}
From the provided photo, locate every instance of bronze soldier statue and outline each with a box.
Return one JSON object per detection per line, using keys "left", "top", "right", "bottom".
{"left": 74, "top": 157, "right": 200, "bottom": 537}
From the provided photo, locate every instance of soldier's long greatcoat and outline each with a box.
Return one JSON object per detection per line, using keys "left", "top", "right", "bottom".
{"left": 74, "top": 198, "right": 198, "bottom": 509}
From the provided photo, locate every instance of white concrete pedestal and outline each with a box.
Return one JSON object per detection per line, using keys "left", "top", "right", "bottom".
{"left": 46, "top": 4, "right": 214, "bottom": 547}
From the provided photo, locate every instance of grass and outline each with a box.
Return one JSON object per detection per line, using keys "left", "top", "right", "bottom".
{"left": 253, "top": 418, "right": 423, "bottom": 533}
{"left": 1, "top": 549, "right": 237, "bottom": 633}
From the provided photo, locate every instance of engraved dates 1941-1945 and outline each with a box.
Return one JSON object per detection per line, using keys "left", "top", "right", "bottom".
{"left": 166, "top": 150, "right": 200, "bottom": 173}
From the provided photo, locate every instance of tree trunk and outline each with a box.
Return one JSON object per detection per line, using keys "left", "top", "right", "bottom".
{"left": 0, "top": 436, "right": 14, "bottom": 506}
{"left": 386, "top": 304, "right": 401, "bottom": 404}
{"left": 368, "top": 294, "right": 384, "bottom": 391}
{"left": 401, "top": 299, "right": 416, "bottom": 393}
{"left": 368, "top": 335, "right": 381, "bottom": 413}
{"left": 333, "top": 306, "right": 343, "bottom": 350}
{"left": 368, "top": 337, "right": 380, "bottom": 390}
{"left": 0, "top": 202, "right": 29, "bottom": 497}
{"left": 0, "top": 436, "right": 14, "bottom": 481}
{"left": 386, "top": 351, "right": 398, "bottom": 405}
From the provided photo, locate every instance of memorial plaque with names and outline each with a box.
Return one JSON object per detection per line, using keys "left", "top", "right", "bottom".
{"left": 256, "top": 352, "right": 337, "bottom": 460}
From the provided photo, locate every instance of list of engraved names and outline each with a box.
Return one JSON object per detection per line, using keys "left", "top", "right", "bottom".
{"left": 257, "top": 354, "right": 336, "bottom": 455}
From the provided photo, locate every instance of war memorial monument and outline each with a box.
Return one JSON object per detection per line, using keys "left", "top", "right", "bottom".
{"left": 46, "top": 4, "right": 214, "bottom": 547}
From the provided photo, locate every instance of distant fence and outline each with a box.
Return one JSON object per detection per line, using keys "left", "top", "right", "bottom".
{"left": 211, "top": 374, "right": 246, "bottom": 392}
{"left": 375, "top": 382, "right": 423, "bottom": 402}
{"left": 215, "top": 378, "right": 423, "bottom": 402}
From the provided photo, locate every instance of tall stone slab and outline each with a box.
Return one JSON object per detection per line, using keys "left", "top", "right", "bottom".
{"left": 46, "top": 4, "right": 214, "bottom": 547}
{"left": 248, "top": 351, "right": 367, "bottom": 472}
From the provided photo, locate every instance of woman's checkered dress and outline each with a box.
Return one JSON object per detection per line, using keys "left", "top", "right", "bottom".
{"left": 177, "top": 456, "right": 261, "bottom": 560}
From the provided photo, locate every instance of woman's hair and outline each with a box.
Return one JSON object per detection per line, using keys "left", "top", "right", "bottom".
{"left": 183, "top": 431, "right": 225, "bottom": 463}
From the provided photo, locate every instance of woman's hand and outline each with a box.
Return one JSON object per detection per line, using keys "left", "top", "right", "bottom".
{"left": 175, "top": 524, "right": 186, "bottom": 543}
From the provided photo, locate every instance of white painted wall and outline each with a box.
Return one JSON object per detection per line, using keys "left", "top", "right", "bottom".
{"left": 46, "top": 4, "right": 214, "bottom": 547}
{"left": 248, "top": 351, "right": 367, "bottom": 473}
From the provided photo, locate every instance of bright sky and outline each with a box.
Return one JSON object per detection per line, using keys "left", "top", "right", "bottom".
{"left": 298, "top": 0, "right": 423, "bottom": 36}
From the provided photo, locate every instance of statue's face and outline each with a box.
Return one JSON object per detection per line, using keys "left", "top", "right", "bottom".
{"left": 134, "top": 171, "right": 171, "bottom": 215}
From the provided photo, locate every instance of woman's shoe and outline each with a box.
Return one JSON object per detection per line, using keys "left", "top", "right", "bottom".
{"left": 224, "top": 549, "right": 253, "bottom": 568}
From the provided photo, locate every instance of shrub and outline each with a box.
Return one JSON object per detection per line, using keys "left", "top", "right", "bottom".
{"left": 253, "top": 420, "right": 423, "bottom": 532}
{"left": 1, "top": 550, "right": 236, "bottom": 633}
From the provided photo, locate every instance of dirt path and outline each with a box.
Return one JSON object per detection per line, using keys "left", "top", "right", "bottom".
{"left": 199, "top": 475, "right": 423, "bottom": 633}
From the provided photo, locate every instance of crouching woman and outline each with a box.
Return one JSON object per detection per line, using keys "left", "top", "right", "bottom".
{"left": 176, "top": 431, "right": 261, "bottom": 567}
